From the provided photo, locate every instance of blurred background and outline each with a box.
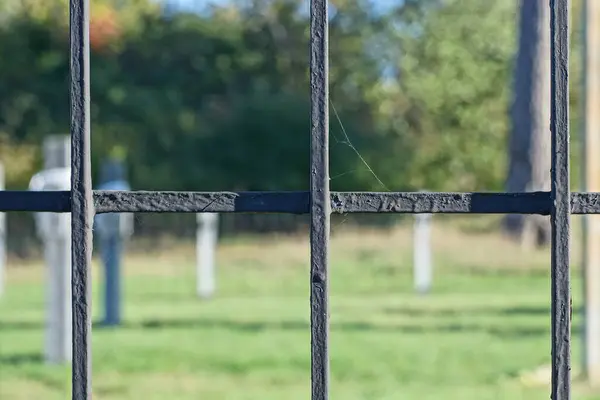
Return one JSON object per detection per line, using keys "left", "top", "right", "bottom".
{"left": 0, "top": 0, "right": 596, "bottom": 399}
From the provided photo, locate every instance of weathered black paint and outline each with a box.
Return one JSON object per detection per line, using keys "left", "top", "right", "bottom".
{"left": 3, "top": 190, "right": 600, "bottom": 214}
{"left": 309, "top": 0, "right": 330, "bottom": 398}
{"left": 550, "top": 0, "right": 571, "bottom": 399}
{"left": 70, "top": 0, "right": 93, "bottom": 398}
{"left": 0, "top": 0, "right": 576, "bottom": 398}
{"left": 0, "top": 191, "right": 71, "bottom": 212}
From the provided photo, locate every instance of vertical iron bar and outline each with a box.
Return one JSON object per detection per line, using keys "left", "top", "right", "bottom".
{"left": 309, "top": 0, "right": 330, "bottom": 397}
{"left": 70, "top": 0, "right": 93, "bottom": 397}
{"left": 550, "top": 0, "right": 571, "bottom": 399}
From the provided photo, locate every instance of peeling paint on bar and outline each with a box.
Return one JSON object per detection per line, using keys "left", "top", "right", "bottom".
{"left": 70, "top": 0, "right": 93, "bottom": 397}
{"left": 330, "top": 192, "right": 551, "bottom": 214}
{"left": 0, "top": 0, "right": 570, "bottom": 398}
{"left": 309, "top": 0, "right": 330, "bottom": 396}
{"left": 3, "top": 191, "right": 600, "bottom": 214}
{"left": 94, "top": 191, "right": 309, "bottom": 214}
{"left": 550, "top": 0, "right": 571, "bottom": 398}
{"left": 91, "top": 191, "right": 600, "bottom": 215}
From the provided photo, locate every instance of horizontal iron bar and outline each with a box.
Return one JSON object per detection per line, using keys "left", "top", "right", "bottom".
{"left": 1, "top": 190, "right": 600, "bottom": 214}
{"left": 94, "top": 190, "right": 308, "bottom": 214}
{"left": 0, "top": 191, "right": 71, "bottom": 212}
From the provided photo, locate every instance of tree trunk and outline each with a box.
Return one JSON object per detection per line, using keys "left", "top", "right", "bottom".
{"left": 504, "top": 0, "right": 551, "bottom": 249}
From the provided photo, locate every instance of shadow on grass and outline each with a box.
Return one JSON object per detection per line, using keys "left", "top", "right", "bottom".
{"left": 0, "top": 316, "right": 562, "bottom": 338}
{"left": 125, "top": 317, "right": 575, "bottom": 338}
{"left": 0, "top": 306, "right": 579, "bottom": 339}
{"left": 0, "top": 320, "right": 41, "bottom": 330}
{"left": 0, "top": 320, "right": 125, "bottom": 331}
{"left": 0, "top": 353, "right": 43, "bottom": 366}
{"left": 449, "top": 265, "right": 551, "bottom": 278}
{"left": 383, "top": 305, "right": 582, "bottom": 318}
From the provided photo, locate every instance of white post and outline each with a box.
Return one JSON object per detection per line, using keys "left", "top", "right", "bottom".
{"left": 0, "top": 162, "right": 5, "bottom": 296}
{"left": 29, "top": 135, "right": 72, "bottom": 364}
{"left": 43, "top": 212, "right": 71, "bottom": 364}
{"left": 43, "top": 136, "right": 70, "bottom": 171}
{"left": 413, "top": 213, "right": 432, "bottom": 294}
{"left": 196, "top": 213, "right": 218, "bottom": 298}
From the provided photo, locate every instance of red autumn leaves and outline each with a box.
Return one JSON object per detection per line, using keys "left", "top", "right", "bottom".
{"left": 90, "top": 4, "right": 121, "bottom": 51}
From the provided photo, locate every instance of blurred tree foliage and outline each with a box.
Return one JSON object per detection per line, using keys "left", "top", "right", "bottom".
{"left": 0, "top": 0, "right": 582, "bottom": 193}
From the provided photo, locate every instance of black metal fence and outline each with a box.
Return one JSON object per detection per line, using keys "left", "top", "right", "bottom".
{"left": 0, "top": 0, "right": 587, "bottom": 399}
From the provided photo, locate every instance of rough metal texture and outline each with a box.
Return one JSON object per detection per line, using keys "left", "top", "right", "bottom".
{"left": 70, "top": 0, "right": 93, "bottom": 397}
{"left": 310, "top": 0, "right": 330, "bottom": 398}
{"left": 94, "top": 191, "right": 556, "bottom": 214}
{"left": 550, "top": 0, "right": 571, "bottom": 399}
{"left": 94, "top": 191, "right": 309, "bottom": 214}
{"left": 0, "top": 0, "right": 578, "bottom": 396}
{"left": 330, "top": 192, "right": 551, "bottom": 214}
{"left": 92, "top": 191, "right": 600, "bottom": 214}
{"left": 3, "top": 190, "right": 600, "bottom": 214}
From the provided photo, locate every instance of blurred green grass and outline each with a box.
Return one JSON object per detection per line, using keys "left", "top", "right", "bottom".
{"left": 0, "top": 220, "right": 597, "bottom": 399}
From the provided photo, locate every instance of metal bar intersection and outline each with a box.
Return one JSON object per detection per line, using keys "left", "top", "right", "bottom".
{"left": 0, "top": 0, "right": 575, "bottom": 399}
{"left": 1, "top": 190, "right": 600, "bottom": 214}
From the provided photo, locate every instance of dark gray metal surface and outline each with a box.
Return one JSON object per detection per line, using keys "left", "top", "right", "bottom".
{"left": 550, "top": 0, "right": 571, "bottom": 399}
{"left": 91, "top": 191, "right": 600, "bottom": 214}
{"left": 0, "top": 0, "right": 577, "bottom": 398}
{"left": 4, "top": 191, "right": 600, "bottom": 214}
{"left": 70, "top": 0, "right": 93, "bottom": 397}
{"left": 309, "top": 0, "right": 330, "bottom": 398}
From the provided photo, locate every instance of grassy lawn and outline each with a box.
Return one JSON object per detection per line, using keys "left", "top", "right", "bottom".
{"left": 0, "top": 218, "right": 597, "bottom": 399}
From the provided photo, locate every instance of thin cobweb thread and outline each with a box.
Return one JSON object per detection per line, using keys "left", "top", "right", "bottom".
{"left": 330, "top": 100, "right": 390, "bottom": 192}
{"left": 329, "top": 100, "right": 392, "bottom": 229}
